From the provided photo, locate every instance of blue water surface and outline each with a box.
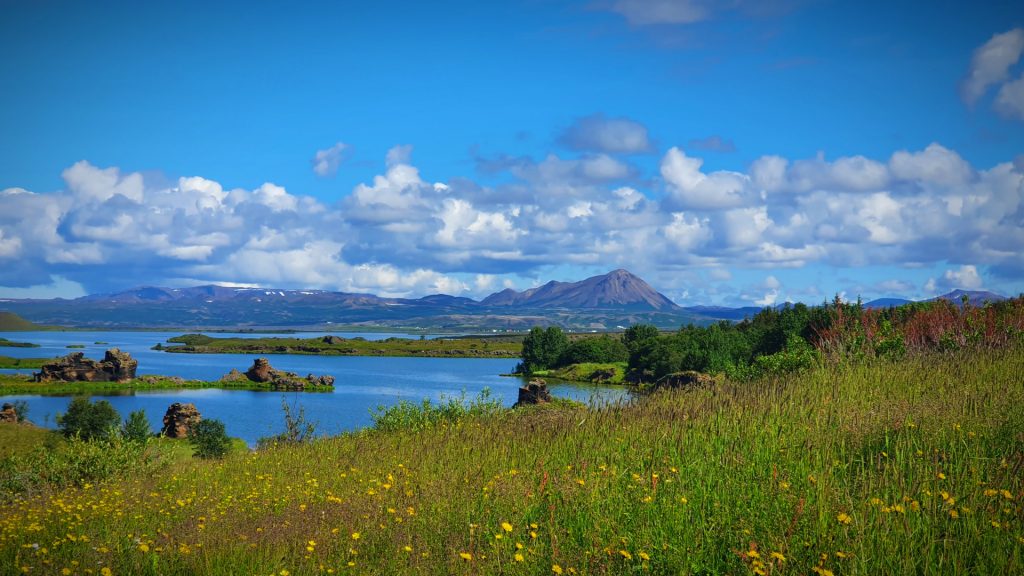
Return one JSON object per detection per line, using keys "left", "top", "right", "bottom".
{"left": 0, "top": 331, "right": 625, "bottom": 445}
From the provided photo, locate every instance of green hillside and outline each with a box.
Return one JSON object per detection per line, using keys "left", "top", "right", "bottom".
{"left": 0, "top": 311, "right": 49, "bottom": 331}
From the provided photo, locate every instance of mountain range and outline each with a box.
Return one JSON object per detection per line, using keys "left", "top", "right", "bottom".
{"left": 0, "top": 269, "right": 1010, "bottom": 331}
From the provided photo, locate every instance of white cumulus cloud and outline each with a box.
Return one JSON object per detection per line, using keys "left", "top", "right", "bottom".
{"left": 312, "top": 142, "right": 349, "bottom": 177}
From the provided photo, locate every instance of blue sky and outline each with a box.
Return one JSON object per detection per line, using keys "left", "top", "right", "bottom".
{"left": 1, "top": 0, "right": 1023, "bottom": 305}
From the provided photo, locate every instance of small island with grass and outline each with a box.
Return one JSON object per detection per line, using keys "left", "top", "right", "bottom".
{"left": 157, "top": 333, "right": 523, "bottom": 358}
{"left": 0, "top": 350, "right": 336, "bottom": 395}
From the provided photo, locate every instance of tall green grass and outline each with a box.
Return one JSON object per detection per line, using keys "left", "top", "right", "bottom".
{"left": 0, "top": 350, "right": 1021, "bottom": 575}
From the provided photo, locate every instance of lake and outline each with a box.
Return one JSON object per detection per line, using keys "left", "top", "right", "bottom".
{"left": 0, "top": 331, "right": 627, "bottom": 445}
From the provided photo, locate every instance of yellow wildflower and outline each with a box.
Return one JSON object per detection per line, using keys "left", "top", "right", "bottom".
{"left": 351, "top": 532, "right": 360, "bottom": 540}
{"left": 514, "top": 553, "right": 524, "bottom": 562}
{"left": 638, "top": 551, "right": 650, "bottom": 561}
{"left": 459, "top": 552, "right": 472, "bottom": 561}
{"left": 552, "top": 565, "right": 564, "bottom": 574}
{"left": 770, "top": 552, "right": 786, "bottom": 562}
{"left": 837, "top": 512, "right": 852, "bottom": 525}
{"left": 747, "top": 550, "right": 760, "bottom": 559}
{"left": 620, "top": 550, "right": 633, "bottom": 560}
{"left": 138, "top": 543, "right": 150, "bottom": 553}
{"left": 101, "top": 569, "right": 112, "bottom": 576}
{"left": 1000, "top": 489, "right": 1014, "bottom": 500}
{"left": 501, "top": 522, "right": 513, "bottom": 532}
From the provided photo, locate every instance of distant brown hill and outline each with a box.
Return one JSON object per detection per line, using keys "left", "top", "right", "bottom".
{"left": 481, "top": 269, "right": 680, "bottom": 311}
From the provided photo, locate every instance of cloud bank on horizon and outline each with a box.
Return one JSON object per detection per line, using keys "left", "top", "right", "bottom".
{"left": 1, "top": 3, "right": 1023, "bottom": 307}
{"left": 2, "top": 135, "right": 1020, "bottom": 305}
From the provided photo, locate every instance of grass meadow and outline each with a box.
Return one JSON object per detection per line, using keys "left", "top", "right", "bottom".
{"left": 1, "top": 349, "right": 1022, "bottom": 575}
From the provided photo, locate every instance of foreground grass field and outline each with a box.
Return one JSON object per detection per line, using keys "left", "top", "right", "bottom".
{"left": 1, "top": 350, "right": 1022, "bottom": 575}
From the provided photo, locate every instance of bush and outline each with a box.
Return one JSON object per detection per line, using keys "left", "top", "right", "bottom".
{"left": 0, "top": 434, "right": 153, "bottom": 503}
{"left": 557, "top": 335, "right": 628, "bottom": 366}
{"left": 520, "top": 327, "right": 569, "bottom": 373}
{"left": 371, "top": 389, "right": 503, "bottom": 433}
{"left": 257, "top": 397, "right": 317, "bottom": 448}
{"left": 121, "top": 410, "right": 152, "bottom": 443}
{"left": 189, "top": 419, "right": 231, "bottom": 459}
{"left": 9, "top": 400, "right": 28, "bottom": 423}
{"left": 57, "top": 397, "right": 121, "bottom": 441}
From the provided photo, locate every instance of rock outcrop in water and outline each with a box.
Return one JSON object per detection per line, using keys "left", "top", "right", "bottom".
{"left": 222, "top": 357, "right": 335, "bottom": 391}
{"left": 0, "top": 403, "right": 18, "bottom": 423}
{"left": 654, "top": 370, "right": 714, "bottom": 391}
{"left": 161, "top": 403, "right": 201, "bottom": 438}
{"left": 33, "top": 349, "right": 138, "bottom": 383}
{"left": 514, "top": 378, "right": 552, "bottom": 407}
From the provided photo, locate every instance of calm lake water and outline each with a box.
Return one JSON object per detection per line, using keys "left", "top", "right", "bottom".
{"left": 0, "top": 331, "right": 626, "bottom": 445}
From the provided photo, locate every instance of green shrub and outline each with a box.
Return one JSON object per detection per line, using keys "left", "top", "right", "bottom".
{"left": 9, "top": 400, "right": 28, "bottom": 423}
{"left": 371, "top": 389, "right": 503, "bottom": 432}
{"left": 0, "top": 434, "right": 152, "bottom": 503}
{"left": 557, "top": 335, "right": 628, "bottom": 366}
{"left": 189, "top": 419, "right": 231, "bottom": 459}
{"left": 121, "top": 410, "right": 152, "bottom": 443}
{"left": 56, "top": 397, "right": 121, "bottom": 441}
{"left": 257, "top": 397, "right": 318, "bottom": 448}
{"left": 520, "top": 327, "right": 569, "bottom": 372}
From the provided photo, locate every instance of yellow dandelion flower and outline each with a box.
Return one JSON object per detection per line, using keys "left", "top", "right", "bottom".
{"left": 459, "top": 552, "right": 473, "bottom": 561}
{"left": 984, "top": 489, "right": 999, "bottom": 497}
{"left": 949, "top": 509, "right": 959, "bottom": 519}
{"left": 937, "top": 472, "right": 946, "bottom": 480}
{"left": 770, "top": 552, "right": 786, "bottom": 562}
{"left": 501, "top": 522, "right": 513, "bottom": 532}
{"left": 747, "top": 549, "right": 760, "bottom": 559}
{"left": 403, "top": 545, "right": 413, "bottom": 552}
{"left": 638, "top": 551, "right": 650, "bottom": 561}
{"left": 1000, "top": 489, "right": 1014, "bottom": 500}
{"left": 837, "top": 512, "right": 852, "bottom": 525}
{"left": 514, "top": 553, "right": 524, "bottom": 562}
{"left": 101, "top": 569, "right": 112, "bottom": 576}
{"left": 351, "top": 532, "right": 361, "bottom": 540}
{"left": 530, "top": 531, "right": 538, "bottom": 539}
{"left": 552, "top": 565, "right": 564, "bottom": 574}
{"left": 280, "top": 570, "right": 290, "bottom": 576}
{"left": 138, "top": 543, "right": 150, "bottom": 553}
{"left": 515, "top": 542, "right": 524, "bottom": 550}
{"left": 620, "top": 550, "right": 633, "bottom": 560}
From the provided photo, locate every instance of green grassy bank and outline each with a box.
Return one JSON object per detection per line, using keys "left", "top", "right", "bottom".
{"left": 1, "top": 349, "right": 1022, "bottom": 575}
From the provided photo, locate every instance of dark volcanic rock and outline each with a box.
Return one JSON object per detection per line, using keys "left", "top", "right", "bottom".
{"left": 655, "top": 370, "right": 714, "bottom": 391}
{"left": 34, "top": 348, "right": 138, "bottom": 383}
{"left": 0, "top": 403, "right": 17, "bottom": 423}
{"left": 234, "top": 358, "right": 334, "bottom": 391}
{"left": 161, "top": 402, "right": 201, "bottom": 438}
{"left": 514, "top": 378, "right": 552, "bottom": 407}
{"left": 322, "top": 335, "right": 344, "bottom": 345}
{"left": 245, "top": 357, "right": 274, "bottom": 382}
